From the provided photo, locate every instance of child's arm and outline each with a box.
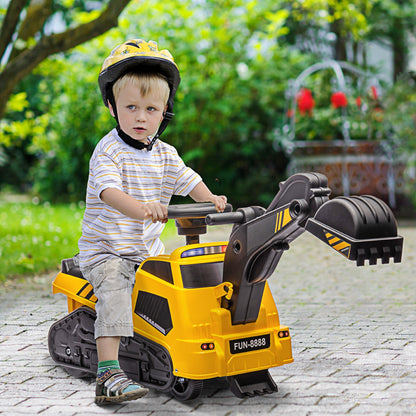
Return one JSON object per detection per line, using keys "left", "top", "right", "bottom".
{"left": 189, "top": 181, "right": 227, "bottom": 212}
{"left": 101, "top": 188, "right": 168, "bottom": 223}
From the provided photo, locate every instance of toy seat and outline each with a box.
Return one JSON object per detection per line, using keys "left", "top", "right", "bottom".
{"left": 61, "top": 257, "right": 84, "bottom": 278}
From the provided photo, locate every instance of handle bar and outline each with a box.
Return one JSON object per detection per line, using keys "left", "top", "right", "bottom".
{"left": 167, "top": 202, "right": 232, "bottom": 219}
{"left": 206, "top": 211, "right": 244, "bottom": 225}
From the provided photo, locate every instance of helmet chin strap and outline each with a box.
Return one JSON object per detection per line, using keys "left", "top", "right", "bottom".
{"left": 116, "top": 125, "right": 157, "bottom": 151}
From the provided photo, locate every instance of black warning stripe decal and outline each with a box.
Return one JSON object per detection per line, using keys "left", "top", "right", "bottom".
{"left": 274, "top": 208, "right": 292, "bottom": 233}
{"left": 85, "top": 288, "right": 95, "bottom": 300}
{"left": 325, "top": 231, "right": 351, "bottom": 258}
{"left": 76, "top": 282, "right": 97, "bottom": 303}
{"left": 77, "top": 282, "right": 90, "bottom": 297}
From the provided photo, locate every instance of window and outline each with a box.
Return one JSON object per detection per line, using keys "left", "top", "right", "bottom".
{"left": 141, "top": 260, "right": 173, "bottom": 284}
{"left": 180, "top": 262, "right": 223, "bottom": 288}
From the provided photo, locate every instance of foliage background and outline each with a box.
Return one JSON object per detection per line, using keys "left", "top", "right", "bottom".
{"left": 1, "top": 0, "right": 416, "bottom": 280}
{"left": 3, "top": 0, "right": 314, "bottom": 206}
{"left": 1, "top": 0, "right": 416, "bottom": 207}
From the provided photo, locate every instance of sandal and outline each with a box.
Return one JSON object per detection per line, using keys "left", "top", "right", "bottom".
{"left": 95, "top": 369, "right": 149, "bottom": 405}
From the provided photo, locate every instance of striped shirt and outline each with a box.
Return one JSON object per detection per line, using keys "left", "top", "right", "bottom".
{"left": 78, "top": 129, "right": 202, "bottom": 269}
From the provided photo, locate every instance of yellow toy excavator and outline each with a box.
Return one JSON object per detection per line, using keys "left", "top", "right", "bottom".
{"left": 48, "top": 173, "right": 403, "bottom": 400}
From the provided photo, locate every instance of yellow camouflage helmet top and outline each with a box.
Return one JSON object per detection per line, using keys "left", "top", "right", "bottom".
{"left": 98, "top": 39, "right": 180, "bottom": 108}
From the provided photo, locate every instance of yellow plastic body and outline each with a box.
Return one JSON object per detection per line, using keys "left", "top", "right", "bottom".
{"left": 52, "top": 241, "right": 293, "bottom": 380}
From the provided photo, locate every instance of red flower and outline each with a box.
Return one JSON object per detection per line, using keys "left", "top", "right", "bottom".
{"left": 371, "top": 85, "right": 378, "bottom": 100}
{"left": 331, "top": 91, "right": 348, "bottom": 109}
{"left": 296, "top": 88, "right": 315, "bottom": 116}
{"left": 355, "top": 96, "right": 362, "bottom": 108}
{"left": 286, "top": 108, "right": 295, "bottom": 118}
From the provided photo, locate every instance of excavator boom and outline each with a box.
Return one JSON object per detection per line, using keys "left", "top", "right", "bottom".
{"left": 207, "top": 173, "right": 403, "bottom": 325}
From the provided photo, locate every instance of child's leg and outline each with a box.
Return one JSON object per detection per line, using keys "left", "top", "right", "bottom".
{"left": 81, "top": 258, "right": 148, "bottom": 404}
{"left": 96, "top": 336, "right": 121, "bottom": 361}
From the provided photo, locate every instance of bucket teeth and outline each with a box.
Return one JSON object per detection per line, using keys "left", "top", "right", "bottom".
{"left": 356, "top": 243, "right": 402, "bottom": 266}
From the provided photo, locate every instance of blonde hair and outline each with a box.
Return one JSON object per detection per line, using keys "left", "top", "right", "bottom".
{"left": 113, "top": 72, "right": 170, "bottom": 104}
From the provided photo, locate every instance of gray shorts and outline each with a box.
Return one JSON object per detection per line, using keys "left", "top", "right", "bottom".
{"left": 80, "top": 257, "right": 138, "bottom": 339}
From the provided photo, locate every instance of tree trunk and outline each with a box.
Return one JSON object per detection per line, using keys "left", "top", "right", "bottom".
{"left": 330, "top": 18, "right": 347, "bottom": 61}
{"left": 0, "top": 0, "right": 27, "bottom": 61}
{"left": 0, "top": 0, "right": 131, "bottom": 119}
{"left": 391, "top": 16, "right": 407, "bottom": 81}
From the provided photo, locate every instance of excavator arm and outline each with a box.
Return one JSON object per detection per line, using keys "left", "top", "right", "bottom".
{"left": 206, "top": 173, "right": 403, "bottom": 325}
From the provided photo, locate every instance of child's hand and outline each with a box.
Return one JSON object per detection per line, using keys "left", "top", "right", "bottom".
{"left": 188, "top": 182, "right": 227, "bottom": 213}
{"left": 211, "top": 195, "right": 227, "bottom": 212}
{"left": 144, "top": 202, "right": 168, "bottom": 223}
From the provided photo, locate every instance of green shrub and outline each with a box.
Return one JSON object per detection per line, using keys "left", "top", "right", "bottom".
{"left": 9, "top": 0, "right": 309, "bottom": 206}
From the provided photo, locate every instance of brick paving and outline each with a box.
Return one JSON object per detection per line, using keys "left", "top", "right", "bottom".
{"left": 0, "top": 223, "right": 415, "bottom": 415}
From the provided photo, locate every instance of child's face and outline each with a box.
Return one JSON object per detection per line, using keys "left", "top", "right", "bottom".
{"left": 110, "top": 81, "right": 167, "bottom": 144}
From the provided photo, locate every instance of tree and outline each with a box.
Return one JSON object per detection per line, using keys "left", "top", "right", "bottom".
{"left": 282, "top": 0, "right": 416, "bottom": 80}
{"left": 368, "top": 0, "right": 416, "bottom": 80}
{"left": 282, "top": 0, "right": 371, "bottom": 62}
{"left": 0, "top": 0, "right": 131, "bottom": 119}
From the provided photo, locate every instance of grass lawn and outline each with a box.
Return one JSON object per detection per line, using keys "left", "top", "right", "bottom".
{"left": 0, "top": 197, "right": 176, "bottom": 283}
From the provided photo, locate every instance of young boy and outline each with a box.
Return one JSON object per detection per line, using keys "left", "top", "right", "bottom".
{"left": 78, "top": 39, "right": 227, "bottom": 405}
